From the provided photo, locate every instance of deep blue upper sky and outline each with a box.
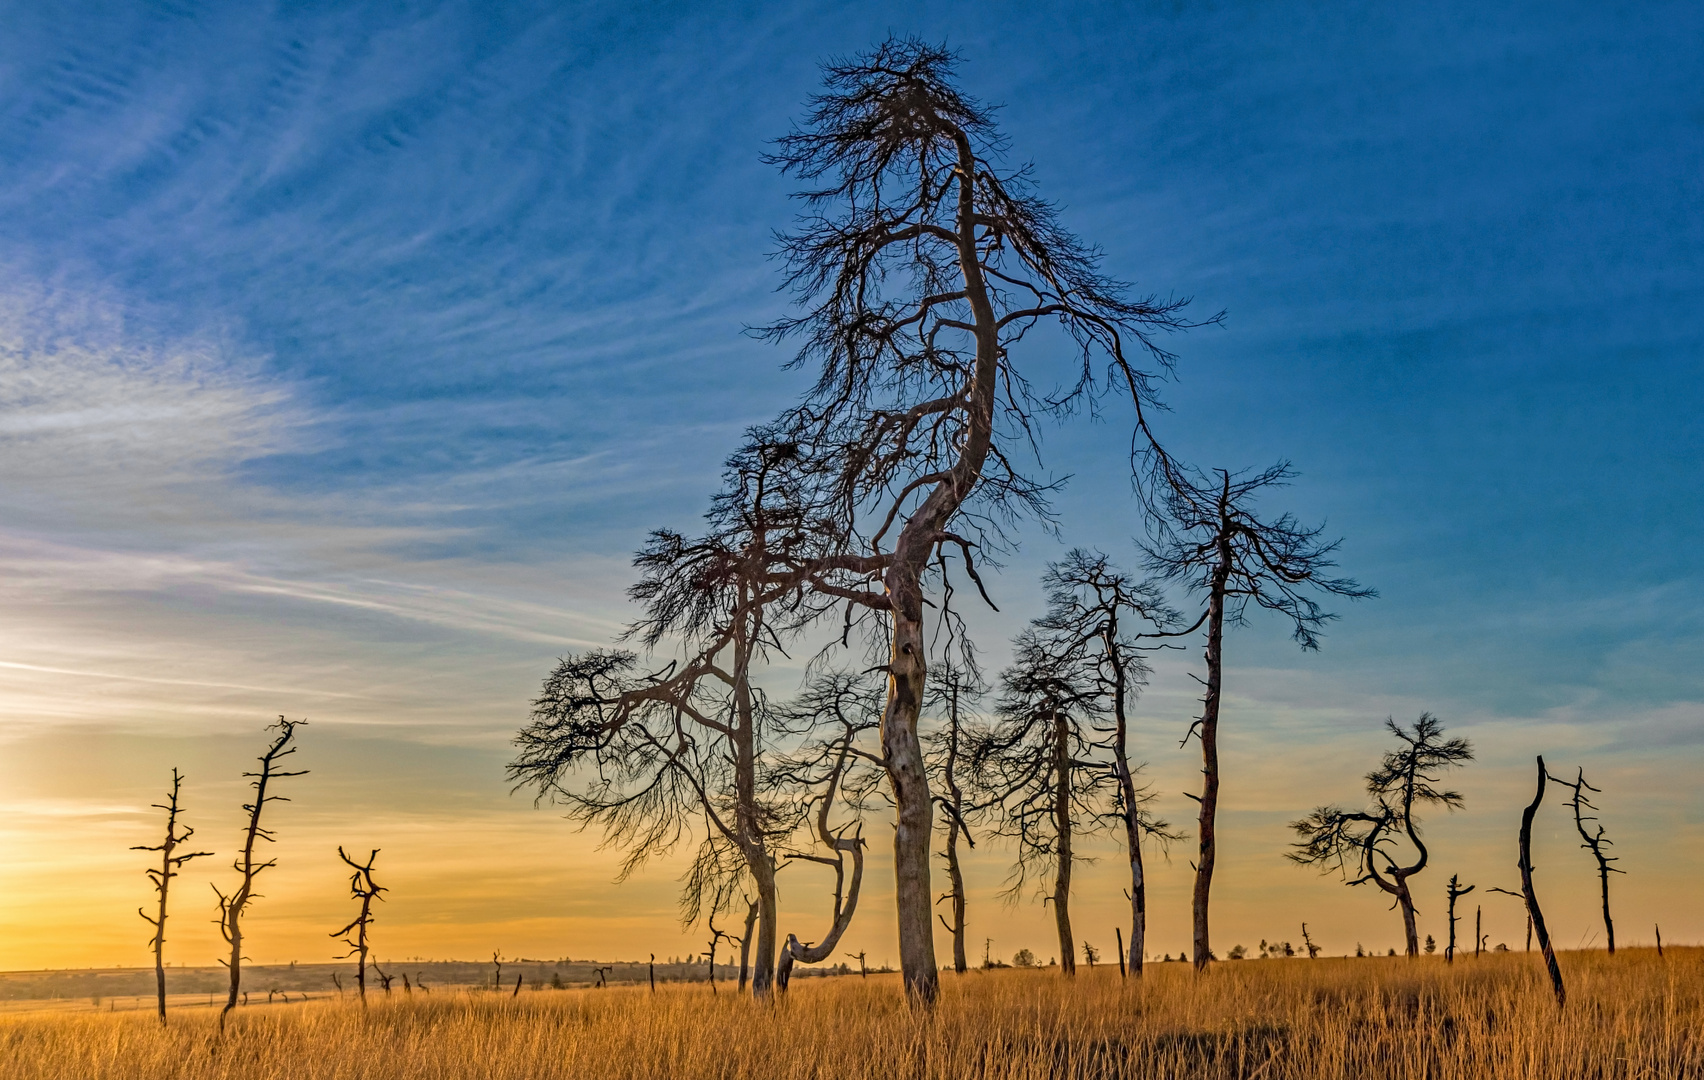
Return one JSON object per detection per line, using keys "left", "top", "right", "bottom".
{"left": 2, "top": 0, "right": 1700, "bottom": 723}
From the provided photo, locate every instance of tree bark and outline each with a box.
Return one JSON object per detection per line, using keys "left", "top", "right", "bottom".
{"left": 1519, "top": 756, "right": 1566, "bottom": 1007}
{"left": 738, "top": 900, "right": 757, "bottom": 993}
{"left": 1053, "top": 708, "right": 1075, "bottom": 976}
{"left": 1395, "top": 880, "right": 1419, "bottom": 957}
{"left": 942, "top": 816, "right": 968, "bottom": 974}
{"left": 1192, "top": 553, "right": 1230, "bottom": 972}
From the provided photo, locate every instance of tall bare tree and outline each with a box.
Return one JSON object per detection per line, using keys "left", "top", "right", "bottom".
{"left": 214, "top": 718, "right": 307, "bottom": 1032}
{"left": 1288, "top": 714, "right": 1471, "bottom": 956}
{"left": 331, "top": 847, "right": 385, "bottom": 1005}
{"left": 132, "top": 769, "right": 213, "bottom": 1024}
{"left": 1149, "top": 465, "right": 1372, "bottom": 970}
{"left": 1551, "top": 766, "right": 1622, "bottom": 953}
{"left": 923, "top": 657, "right": 983, "bottom": 975}
{"left": 1030, "top": 550, "right": 1180, "bottom": 976}
{"left": 761, "top": 38, "right": 1210, "bottom": 1000}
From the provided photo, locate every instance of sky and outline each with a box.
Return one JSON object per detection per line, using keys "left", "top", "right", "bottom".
{"left": 0, "top": 0, "right": 1700, "bottom": 973}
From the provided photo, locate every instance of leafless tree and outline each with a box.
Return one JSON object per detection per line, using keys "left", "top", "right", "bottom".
{"left": 491, "top": 950, "right": 502, "bottom": 990}
{"left": 1029, "top": 550, "right": 1180, "bottom": 976}
{"left": 1288, "top": 714, "right": 1471, "bottom": 956}
{"left": 213, "top": 718, "right": 307, "bottom": 1033}
{"left": 1300, "top": 923, "right": 1320, "bottom": 959}
{"left": 593, "top": 965, "right": 612, "bottom": 988}
{"left": 330, "top": 847, "right": 385, "bottom": 1005}
{"left": 372, "top": 962, "right": 394, "bottom": 995}
{"left": 736, "top": 902, "right": 757, "bottom": 992}
{"left": 132, "top": 769, "right": 213, "bottom": 1024}
{"left": 847, "top": 950, "right": 868, "bottom": 977}
{"left": 1445, "top": 874, "right": 1475, "bottom": 963}
{"left": 1519, "top": 757, "right": 1566, "bottom": 1007}
{"left": 1550, "top": 767, "right": 1622, "bottom": 953}
{"left": 706, "top": 913, "right": 732, "bottom": 993}
{"left": 923, "top": 657, "right": 982, "bottom": 975}
{"left": 1149, "top": 466, "right": 1372, "bottom": 971}
{"left": 759, "top": 37, "right": 1211, "bottom": 1000}
{"left": 510, "top": 435, "right": 832, "bottom": 998}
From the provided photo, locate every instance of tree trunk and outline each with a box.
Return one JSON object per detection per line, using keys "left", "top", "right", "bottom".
{"left": 1192, "top": 559, "right": 1230, "bottom": 973}
{"left": 1519, "top": 756, "right": 1566, "bottom": 1007}
{"left": 943, "top": 817, "right": 968, "bottom": 974}
{"left": 749, "top": 858, "right": 778, "bottom": 997}
{"left": 1599, "top": 863, "right": 1616, "bottom": 955}
{"left": 881, "top": 604, "right": 938, "bottom": 1002}
{"left": 1053, "top": 708, "right": 1075, "bottom": 976}
{"left": 1396, "top": 880, "right": 1419, "bottom": 957}
{"left": 1112, "top": 660, "right": 1146, "bottom": 977}
{"left": 738, "top": 900, "right": 757, "bottom": 993}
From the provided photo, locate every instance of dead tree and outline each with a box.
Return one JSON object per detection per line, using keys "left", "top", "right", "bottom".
{"left": 706, "top": 914, "right": 732, "bottom": 993}
{"left": 760, "top": 37, "right": 1211, "bottom": 1002}
{"left": 139, "top": 786, "right": 213, "bottom": 1007}
{"left": 213, "top": 718, "right": 307, "bottom": 1033}
{"left": 1029, "top": 551, "right": 1180, "bottom": 976}
{"left": 1288, "top": 714, "right": 1471, "bottom": 956}
{"left": 923, "top": 657, "right": 983, "bottom": 975}
{"left": 1150, "top": 466, "right": 1372, "bottom": 971}
{"left": 330, "top": 847, "right": 385, "bottom": 1005}
{"left": 1551, "top": 767, "right": 1622, "bottom": 953}
{"left": 649, "top": 953, "right": 656, "bottom": 992}
{"left": 1519, "top": 756, "right": 1566, "bottom": 1007}
{"left": 510, "top": 437, "right": 833, "bottom": 999}
{"left": 1445, "top": 875, "right": 1475, "bottom": 963}
{"left": 491, "top": 951, "right": 503, "bottom": 990}
{"left": 1301, "top": 923, "right": 1320, "bottom": 959}
{"left": 773, "top": 673, "right": 880, "bottom": 993}
{"left": 593, "top": 965, "right": 613, "bottom": 988}
{"left": 132, "top": 769, "right": 213, "bottom": 1025}
{"left": 1485, "top": 886, "right": 1531, "bottom": 950}
{"left": 371, "top": 962, "right": 394, "bottom": 995}
{"left": 967, "top": 628, "right": 1107, "bottom": 977}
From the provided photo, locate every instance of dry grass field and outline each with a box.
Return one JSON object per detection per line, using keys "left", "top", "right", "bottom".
{"left": 1, "top": 949, "right": 1696, "bottom": 1080}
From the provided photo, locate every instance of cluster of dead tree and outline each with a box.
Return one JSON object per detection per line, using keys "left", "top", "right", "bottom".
{"left": 505, "top": 36, "right": 1387, "bottom": 1004}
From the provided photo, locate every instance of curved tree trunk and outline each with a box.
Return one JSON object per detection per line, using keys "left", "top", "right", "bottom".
{"left": 1519, "top": 756, "right": 1566, "bottom": 1007}
{"left": 1395, "top": 879, "right": 1419, "bottom": 957}
{"left": 777, "top": 839, "right": 864, "bottom": 990}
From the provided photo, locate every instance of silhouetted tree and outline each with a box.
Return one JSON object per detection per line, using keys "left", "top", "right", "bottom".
{"left": 1445, "top": 874, "right": 1475, "bottom": 963}
{"left": 330, "top": 847, "right": 385, "bottom": 1005}
{"left": 1520, "top": 757, "right": 1566, "bottom": 1007}
{"left": 760, "top": 37, "right": 1211, "bottom": 1001}
{"left": 1551, "top": 766, "right": 1622, "bottom": 953}
{"left": 132, "top": 769, "right": 213, "bottom": 1025}
{"left": 214, "top": 718, "right": 307, "bottom": 1033}
{"left": 1288, "top": 714, "right": 1471, "bottom": 956}
{"left": 1150, "top": 465, "right": 1372, "bottom": 971}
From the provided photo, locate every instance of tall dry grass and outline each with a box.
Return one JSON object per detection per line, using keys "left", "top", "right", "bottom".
{"left": 1, "top": 949, "right": 1697, "bottom": 1079}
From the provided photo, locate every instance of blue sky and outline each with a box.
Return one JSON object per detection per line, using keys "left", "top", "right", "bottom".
{"left": 0, "top": 1, "right": 1700, "bottom": 969}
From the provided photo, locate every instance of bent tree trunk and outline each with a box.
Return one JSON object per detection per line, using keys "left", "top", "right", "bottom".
{"left": 1053, "top": 708, "right": 1076, "bottom": 976}
{"left": 1192, "top": 555, "right": 1230, "bottom": 972}
{"left": 1520, "top": 756, "right": 1566, "bottom": 1007}
{"left": 777, "top": 839, "right": 865, "bottom": 990}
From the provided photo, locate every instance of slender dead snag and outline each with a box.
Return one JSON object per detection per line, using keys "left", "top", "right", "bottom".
{"left": 330, "top": 972, "right": 343, "bottom": 996}
{"left": 1445, "top": 875, "right": 1475, "bottom": 963}
{"left": 737, "top": 901, "right": 756, "bottom": 992}
{"left": 1656, "top": 925, "right": 1663, "bottom": 957}
{"left": 491, "top": 951, "right": 503, "bottom": 991}
{"left": 1115, "top": 928, "right": 1127, "bottom": 977}
{"left": 511, "top": 973, "right": 522, "bottom": 997}
{"left": 1551, "top": 767, "right": 1623, "bottom": 953}
{"left": 1518, "top": 757, "right": 1565, "bottom": 1006}
{"left": 330, "top": 847, "right": 385, "bottom": 1005}
{"left": 594, "top": 965, "right": 612, "bottom": 988}
{"left": 213, "top": 718, "right": 307, "bottom": 1033}
{"left": 1475, "top": 906, "right": 1483, "bottom": 957}
{"left": 706, "top": 914, "right": 732, "bottom": 993}
{"left": 371, "top": 962, "right": 394, "bottom": 995}
{"left": 1301, "top": 923, "right": 1319, "bottom": 959}
{"left": 132, "top": 768, "right": 213, "bottom": 1025}
{"left": 926, "top": 658, "right": 983, "bottom": 976}
{"left": 649, "top": 953, "right": 656, "bottom": 992}
{"left": 1289, "top": 714, "right": 1471, "bottom": 956}
{"left": 401, "top": 973, "right": 412, "bottom": 996}
{"left": 848, "top": 950, "right": 868, "bottom": 977}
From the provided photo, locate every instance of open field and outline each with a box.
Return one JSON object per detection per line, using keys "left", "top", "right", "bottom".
{"left": 0, "top": 949, "right": 1696, "bottom": 1079}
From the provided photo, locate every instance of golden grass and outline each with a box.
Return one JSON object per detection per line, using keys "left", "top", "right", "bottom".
{"left": 1, "top": 949, "right": 1697, "bottom": 1079}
